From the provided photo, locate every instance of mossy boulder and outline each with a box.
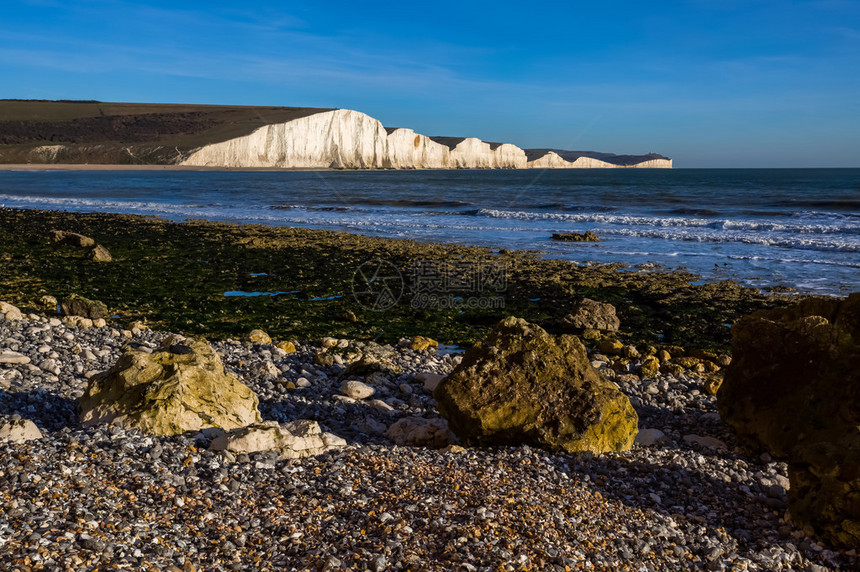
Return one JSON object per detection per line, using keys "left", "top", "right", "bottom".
{"left": 717, "top": 293, "right": 860, "bottom": 549}
{"left": 61, "top": 294, "right": 109, "bottom": 319}
{"left": 78, "top": 338, "right": 261, "bottom": 436}
{"left": 434, "top": 317, "right": 638, "bottom": 454}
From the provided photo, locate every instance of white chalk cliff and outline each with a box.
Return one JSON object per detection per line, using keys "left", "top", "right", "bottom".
{"left": 182, "top": 109, "right": 671, "bottom": 170}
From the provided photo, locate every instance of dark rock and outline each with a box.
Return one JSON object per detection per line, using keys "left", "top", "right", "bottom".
{"left": 434, "top": 316, "right": 638, "bottom": 454}
{"left": 788, "top": 431, "right": 860, "bottom": 549}
{"left": 717, "top": 293, "right": 859, "bottom": 457}
{"left": 60, "top": 294, "right": 109, "bottom": 319}
{"left": 551, "top": 231, "right": 600, "bottom": 242}
{"left": 717, "top": 293, "right": 860, "bottom": 549}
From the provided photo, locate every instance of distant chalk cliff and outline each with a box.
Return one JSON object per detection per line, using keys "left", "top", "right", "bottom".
{"left": 182, "top": 109, "right": 671, "bottom": 169}
{"left": 0, "top": 100, "right": 671, "bottom": 169}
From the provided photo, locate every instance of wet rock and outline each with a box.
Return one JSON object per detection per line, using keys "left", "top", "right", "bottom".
{"left": 551, "top": 231, "right": 600, "bottom": 242}
{"left": 78, "top": 337, "right": 261, "bottom": 436}
{"left": 562, "top": 298, "right": 620, "bottom": 332}
{"left": 61, "top": 294, "right": 109, "bottom": 319}
{"left": 435, "top": 317, "right": 638, "bottom": 454}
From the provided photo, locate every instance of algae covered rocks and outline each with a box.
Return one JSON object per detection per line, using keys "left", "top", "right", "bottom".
{"left": 78, "top": 337, "right": 261, "bottom": 436}
{"left": 61, "top": 294, "right": 109, "bottom": 319}
{"left": 434, "top": 316, "right": 638, "bottom": 454}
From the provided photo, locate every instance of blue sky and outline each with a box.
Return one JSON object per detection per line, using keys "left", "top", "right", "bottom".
{"left": 1, "top": 0, "right": 859, "bottom": 167}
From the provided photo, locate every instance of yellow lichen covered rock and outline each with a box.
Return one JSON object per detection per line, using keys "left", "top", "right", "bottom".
{"left": 409, "top": 336, "right": 438, "bottom": 351}
{"left": 598, "top": 338, "right": 624, "bottom": 355}
{"left": 434, "top": 317, "right": 638, "bottom": 454}
{"left": 78, "top": 338, "right": 261, "bottom": 436}
{"left": 639, "top": 356, "right": 661, "bottom": 379}
{"left": 245, "top": 329, "right": 272, "bottom": 344}
{"left": 703, "top": 374, "right": 723, "bottom": 396}
{"left": 276, "top": 340, "right": 297, "bottom": 354}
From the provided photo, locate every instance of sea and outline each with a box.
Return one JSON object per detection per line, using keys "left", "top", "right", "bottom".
{"left": 0, "top": 168, "right": 858, "bottom": 296}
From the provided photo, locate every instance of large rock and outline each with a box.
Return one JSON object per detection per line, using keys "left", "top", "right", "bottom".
{"left": 0, "top": 301, "right": 24, "bottom": 321}
{"left": 61, "top": 294, "right": 109, "bottom": 319}
{"left": 210, "top": 420, "right": 346, "bottom": 459}
{"left": 717, "top": 294, "right": 859, "bottom": 457}
{"left": 0, "top": 417, "right": 42, "bottom": 442}
{"left": 50, "top": 230, "right": 95, "bottom": 248}
{"left": 78, "top": 338, "right": 261, "bottom": 436}
{"left": 434, "top": 317, "right": 638, "bottom": 454}
{"left": 717, "top": 293, "right": 860, "bottom": 549}
{"left": 89, "top": 244, "right": 112, "bottom": 262}
{"left": 561, "top": 298, "right": 620, "bottom": 332}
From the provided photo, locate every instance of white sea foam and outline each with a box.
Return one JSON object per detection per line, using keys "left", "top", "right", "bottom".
{"left": 474, "top": 208, "right": 860, "bottom": 235}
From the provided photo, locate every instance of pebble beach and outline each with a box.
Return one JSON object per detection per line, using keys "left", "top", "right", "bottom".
{"left": 2, "top": 311, "right": 858, "bottom": 571}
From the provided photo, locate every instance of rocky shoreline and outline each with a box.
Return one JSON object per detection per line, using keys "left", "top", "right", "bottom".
{"left": 0, "top": 207, "right": 796, "bottom": 353}
{"left": 2, "top": 306, "right": 858, "bottom": 571}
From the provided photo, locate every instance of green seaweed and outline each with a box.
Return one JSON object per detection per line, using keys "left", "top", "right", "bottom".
{"left": 0, "top": 208, "right": 798, "bottom": 351}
